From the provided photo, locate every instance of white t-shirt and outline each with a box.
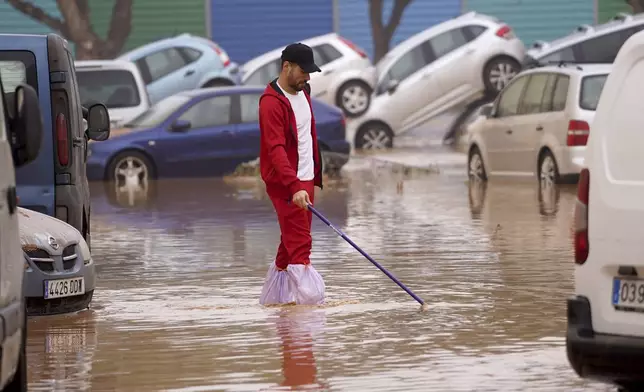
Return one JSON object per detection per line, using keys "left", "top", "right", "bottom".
{"left": 277, "top": 81, "right": 314, "bottom": 181}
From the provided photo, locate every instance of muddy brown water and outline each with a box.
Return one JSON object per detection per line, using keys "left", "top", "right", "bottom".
{"left": 25, "top": 164, "right": 614, "bottom": 391}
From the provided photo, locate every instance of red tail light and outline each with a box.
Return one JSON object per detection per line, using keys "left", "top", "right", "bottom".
{"left": 567, "top": 120, "right": 590, "bottom": 146}
{"left": 56, "top": 113, "right": 69, "bottom": 166}
{"left": 574, "top": 168, "right": 590, "bottom": 264}
{"left": 495, "top": 25, "right": 515, "bottom": 39}
{"left": 340, "top": 115, "right": 346, "bottom": 127}
{"left": 338, "top": 36, "right": 368, "bottom": 58}
{"left": 210, "top": 43, "right": 231, "bottom": 67}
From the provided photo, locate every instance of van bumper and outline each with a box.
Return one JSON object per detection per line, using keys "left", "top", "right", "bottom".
{"left": 566, "top": 295, "right": 644, "bottom": 384}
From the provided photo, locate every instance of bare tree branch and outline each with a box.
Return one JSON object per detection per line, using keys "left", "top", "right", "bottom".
{"left": 5, "top": 0, "right": 69, "bottom": 37}
{"left": 626, "top": 0, "right": 644, "bottom": 13}
{"left": 384, "top": 0, "right": 413, "bottom": 40}
{"left": 105, "top": 0, "right": 133, "bottom": 55}
{"left": 369, "top": 0, "right": 413, "bottom": 62}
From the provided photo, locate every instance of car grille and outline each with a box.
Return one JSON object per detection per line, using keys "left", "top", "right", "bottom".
{"left": 24, "top": 244, "right": 78, "bottom": 272}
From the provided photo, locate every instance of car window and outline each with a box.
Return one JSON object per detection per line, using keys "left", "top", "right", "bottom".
{"left": 519, "top": 73, "right": 549, "bottom": 115}
{"left": 387, "top": 44, "right": 428, "bottom": 83}
{"left": 239, "top": 93, "right": 261, "bottom": 123}
{"left": 178, "top": 95, "right": 231, "bottom": 129}
{"left": 539, "top": 46, "right": 577, "bottom": 63}
{"left": 314, "top": 43, "right": 343, "bottom": 65}
{"left": 179, "top": 47, "right": 203, "bottom": 63}
{"left": 77, "top": 69, "right": 142, "bottom": 109}
{"left": 496, "top": 76, "right": 528, "bottom": 117}
{"left": 552, "top": 75, "right": 570, "bottom": 111}
{"left": 429, "top": 28, "right": 469, "bottom": 58}
{"left": 125, "top": 95, "right": 190, "bottom": 128}
{"left": 463, "top": 25, "right": 487, "bottom": 41}
{"left": 578, "top": 31, "right": 624, "bottom": 63}
{"left": 143, "top": 48, "right": 187, "bottom": 82}
{"left": 245, "top": 59, "right": 280, "bottom": 86}
{"left": 579, "top": 74, "right": 608, "bottom": 111}
{"left": 540, "top": 73, "right": 558, "bottom": 112}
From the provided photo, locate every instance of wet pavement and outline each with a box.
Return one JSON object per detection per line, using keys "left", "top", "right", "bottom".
{"left": 24, "top": 160, "right": 614, "bottom": 391}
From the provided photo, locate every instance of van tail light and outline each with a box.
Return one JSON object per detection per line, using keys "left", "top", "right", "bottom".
{"left": 210, "top": 43, "right": 231, "bottom": 67}
{"left": 338, "top": 36, "right": 368, "bottom": 58}
{"left": 567, "top": 120, "right": 590, "bottom": 146}
{"left": 495, "top": 25, "right": 515, "bottom": 39}
{"left": 574, "top": 168, "right": 590, "bottom": 264}
{"left": 56, "top": 113, "right": 69, "bottom": 166}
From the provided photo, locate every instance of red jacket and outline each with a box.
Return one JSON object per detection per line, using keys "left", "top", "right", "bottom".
{"left": 258, "top": 79, "right": 323, "bottom": 200}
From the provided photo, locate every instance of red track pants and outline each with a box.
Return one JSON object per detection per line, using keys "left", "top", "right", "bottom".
{"left": 270, "top": 180, "right": 315, "bottom": 270}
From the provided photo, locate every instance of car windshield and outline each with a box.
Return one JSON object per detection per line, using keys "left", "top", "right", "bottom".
{"left": 124, "top": 95, "right": 190, "bottom": 128}
{"left": 579, "top": 74, "right": 608, "bottom": 111}
{"left": 77, "top": 69, "right": 142, "bottom": 109}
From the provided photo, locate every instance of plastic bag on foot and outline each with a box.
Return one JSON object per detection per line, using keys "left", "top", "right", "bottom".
{"left": 259, "top": 264, "right": 295, "bottom": 305}
{"left": 286, "top": 264, "right": 325, "bottom": 305}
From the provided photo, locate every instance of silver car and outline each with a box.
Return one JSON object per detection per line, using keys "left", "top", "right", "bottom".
{"left": 348, "top": 11, "right": 525, "bottom": 150}
{"left": 241, "top": 33, "right": 374, "bottom": 118}
{"left": 19, "top": 207, "right": 96, "bottom": 316}
{"left": 465, "top": 63, "right": 611, "bottom": 185}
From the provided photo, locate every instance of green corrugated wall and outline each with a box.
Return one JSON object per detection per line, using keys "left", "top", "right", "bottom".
{"left": 598, "top": 0, "right": 633, "bottom": 23}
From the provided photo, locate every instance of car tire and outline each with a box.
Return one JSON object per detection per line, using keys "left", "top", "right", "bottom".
{"left": 336, "top": 80, "right": 371, "bottom": 118}
{"left": 105, "top": 151, "right": 157, "bottom": 208}
{"left": 468, "top": 146, "right": 487, "bottom": 181}
{"left": 538, "top": 150, "right": 560, "bottom": 186}
{"left": 4, "top": 303, "right": 27, "bottom": 392}
{"left": 354, "top": 122, "right": 394, "bottom": 151}
{"left": 483, "top": 56, "right": 520, "bottom": 94}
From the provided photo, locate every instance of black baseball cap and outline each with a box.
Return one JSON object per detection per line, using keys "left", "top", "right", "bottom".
{"left": 281, "top": 43, "right": 321, "bottom": 73}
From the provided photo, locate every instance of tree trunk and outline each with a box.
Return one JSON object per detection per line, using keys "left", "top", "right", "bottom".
{"left": 368, "top": 0, "right": 413, "bottom": 63}
{"left": 626, "top": 0, "right": 644, "bottom": 13}
{"left": 6, "top": 0, "right": 133, "bottom": 60}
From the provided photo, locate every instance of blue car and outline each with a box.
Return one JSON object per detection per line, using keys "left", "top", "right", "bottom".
{"left": 86, "top": 86, "right": 351, "bottom": 185}
{"left": 117, "top": 34, "right": 241, "bottom": 105}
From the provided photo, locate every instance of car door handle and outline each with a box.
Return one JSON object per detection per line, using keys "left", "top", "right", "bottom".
{"left": 184, "top": 69, "right": 195, "bottom": 77}
{"left": 536, "top": 125, "right": 543, "bottom": 131}
{"left": 506, "top": 129, "right": 513, "bottom": 134}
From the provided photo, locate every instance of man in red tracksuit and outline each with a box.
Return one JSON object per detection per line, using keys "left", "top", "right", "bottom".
{"left": 258, "top": 43, "right": 326, "bottom": 305}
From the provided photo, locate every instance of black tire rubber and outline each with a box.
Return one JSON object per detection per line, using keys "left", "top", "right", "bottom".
{"left": 335, "top": 80, "right": 372, "bottom": 118}
{"left": 354, "top": 122, "right": 394, "bottom": 151}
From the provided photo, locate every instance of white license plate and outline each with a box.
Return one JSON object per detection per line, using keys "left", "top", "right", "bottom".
{"left": 612, "top": 278, "right": 644, "bottom": 310}
{"left": 44, "top": 277, "right": 85, "bottom": 299}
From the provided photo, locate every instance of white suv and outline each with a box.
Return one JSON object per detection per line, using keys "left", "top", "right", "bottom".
{"left": 241, "top": 33, "right": 374, "bottom": 118}
{"left": 567, "top": 29, "right": 644, "bottom": 391}
{"left": 348, "top": 11, "right": 525, "bottom": 150}
{"left": 466, "top": 63, "right": 610, "bottom": 185}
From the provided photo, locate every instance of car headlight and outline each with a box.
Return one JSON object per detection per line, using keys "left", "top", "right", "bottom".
{"left": 78, "top": 238, "right": 92, "bottom": 265}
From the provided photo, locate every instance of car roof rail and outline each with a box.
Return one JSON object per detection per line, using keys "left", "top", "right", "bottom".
{"left": 530, "top": 61, "right": 583, "bottom": 71}
{"left": 530, "top": 40, "right": 548, "bottom": 50}
{"left": 611, "top": 12, "right": 632, "bottom": 22}
{"left": 574, "top": 24, "right": 594, "bottom": 33}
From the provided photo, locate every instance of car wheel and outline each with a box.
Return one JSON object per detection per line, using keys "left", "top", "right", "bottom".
{"left": 106, "top": 151, "right": 156, "bottom": 208}
{"left": 4, "top": 303, "right": 26, "bottom": 392}
{"left": 483, "top": 57, "right": 520, "bottom": 94}
{"left": 468, "top": 147, "right": 487, "bottom": 181}
{"left": 354, "top": 122, "right": 393, "bottom": 151}
{"left": 336, "top": 80, "right": 371, "bottom": 118}
{"left": 538, "top": 150, "right": 560, "bottom": 187}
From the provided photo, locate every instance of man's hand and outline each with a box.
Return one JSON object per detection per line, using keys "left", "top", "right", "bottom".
{"left": 292, "top": 190, "right": 311, "bottom": 209}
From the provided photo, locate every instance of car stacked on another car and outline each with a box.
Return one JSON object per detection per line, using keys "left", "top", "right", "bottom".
{"left": 76, "top": 59, "right": 151, "bottom": 129}
{"left": 348, "top": 11, "right": 525, "bottom": 150}
{"left": 118, "top": 33, "right": 241, "bottom": 105}
{"left": 465, "top": 62, "right": 610, "bottom": 185}
{"left": 241, "top": 33, "right": 375, "bottom": 118}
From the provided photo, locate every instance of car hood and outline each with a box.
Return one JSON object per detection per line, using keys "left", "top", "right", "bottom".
{"left": 17, "top": 207, "right": 87, "bottom": 258}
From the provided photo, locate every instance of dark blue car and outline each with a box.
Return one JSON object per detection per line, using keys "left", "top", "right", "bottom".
{"left": 86, "top": 86, "right": 350, "bottom": 184}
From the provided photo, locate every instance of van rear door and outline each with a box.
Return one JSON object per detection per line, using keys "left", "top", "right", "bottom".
{"left": 0, "top": 35, "right": 54, "bottom": 216}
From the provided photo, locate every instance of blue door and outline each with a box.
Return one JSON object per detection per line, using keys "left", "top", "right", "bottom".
{"left": 232, "top": 92, "right": 262, "bottom": 165}
{"left": 155, "top": 95, "right": 239, "bottom": 177}
{"left": 0, "top": 36, "right": 54, "bottom": 215}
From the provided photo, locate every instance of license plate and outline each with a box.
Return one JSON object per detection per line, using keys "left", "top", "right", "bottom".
{"left": 612, "top": 278, "right": 644, "bottom": 310}
{"left": 44, "top": 277, "right": 85, "bottom": 299}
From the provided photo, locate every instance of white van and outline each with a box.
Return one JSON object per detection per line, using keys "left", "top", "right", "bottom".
{"left": 0, "top": 75, "right": 43, "bottom": 388}
{"left": 567, "top": 29, "right": 644, "bottom": 390}
{"left": 75, "top": 60, "right": 150, "bottom": 128}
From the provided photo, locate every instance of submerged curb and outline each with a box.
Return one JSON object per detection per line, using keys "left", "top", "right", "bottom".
{"left": 347, "top": 150, "right": 467, "bottom": 176}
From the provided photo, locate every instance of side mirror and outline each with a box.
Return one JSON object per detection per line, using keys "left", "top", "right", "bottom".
{"left": 170, "top": 119, "right": 191, "bottom": 132}
{"left": 387, "top": 79, "right": 399, "bottom": 94}
{"left": 86, "top": 103, "right": 110, "bottom": 141}
{"left": 11, "top": 84, "right": 43, "bottom": 168}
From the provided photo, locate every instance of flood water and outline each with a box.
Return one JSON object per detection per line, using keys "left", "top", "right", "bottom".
{"left": 25, "top": 159, "right": 613, "bottom": 391}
